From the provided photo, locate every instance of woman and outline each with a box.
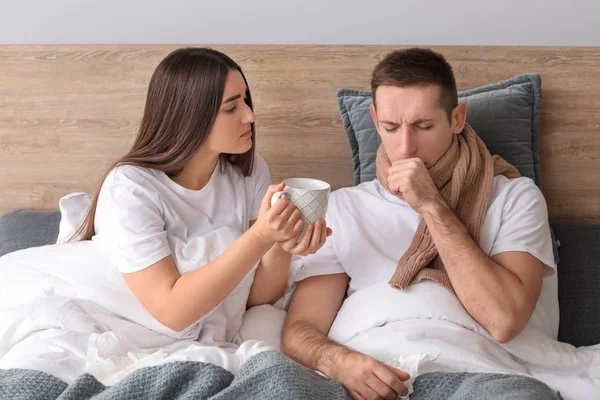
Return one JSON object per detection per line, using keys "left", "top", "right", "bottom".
{"left": 73, "top": 47, "right": 330, "bottom": 344}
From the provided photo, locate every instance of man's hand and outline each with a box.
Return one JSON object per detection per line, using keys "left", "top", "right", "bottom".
{"left": 323, "top": 350, "right": 410, "bottom": 400}
{"left": 386, "top": 158, "right": 444, "bottom": 215}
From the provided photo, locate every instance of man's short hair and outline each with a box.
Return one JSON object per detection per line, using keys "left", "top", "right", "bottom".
{"left": 371, "top": 48, "right": 458, "bottom": 123}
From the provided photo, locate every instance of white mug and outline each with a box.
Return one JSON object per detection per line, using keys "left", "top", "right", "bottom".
{"left": 271, "top": 178, "right": 331, "bottom": 241}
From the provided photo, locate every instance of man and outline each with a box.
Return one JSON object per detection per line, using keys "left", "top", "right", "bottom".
{"left": 282, "top": 48, "right": 562, "bottom": 400}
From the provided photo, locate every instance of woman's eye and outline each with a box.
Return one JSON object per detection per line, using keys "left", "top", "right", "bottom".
{"left": 226, "top": 106, "right": 237, "bottom": 113}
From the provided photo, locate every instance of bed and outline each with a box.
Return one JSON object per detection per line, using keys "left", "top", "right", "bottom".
{"left": 1, "top": 45, "right": 599, "bottom": 398}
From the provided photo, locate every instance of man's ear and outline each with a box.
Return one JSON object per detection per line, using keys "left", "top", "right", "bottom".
{"left": 451, "top": 102, "right": 467, "bottom": 134}
{"left": 370, "top": 103, "right": 381, "bottom": 136}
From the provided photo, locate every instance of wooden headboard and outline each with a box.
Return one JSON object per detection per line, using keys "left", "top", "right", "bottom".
{"left": 1, "top": 45, "right": 599, "bottom": 222}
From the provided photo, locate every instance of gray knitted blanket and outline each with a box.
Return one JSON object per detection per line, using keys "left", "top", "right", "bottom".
{"left": 1, "top": 349, "right": 563, "bottom": 400}
{"left": 0, "top": 350, "right": 349, "bottom": 400}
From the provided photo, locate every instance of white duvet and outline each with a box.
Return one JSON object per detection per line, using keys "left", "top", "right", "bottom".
{"left": 0, "top": 241, "right": 285, "bottom": 386}
{"left": 1, "top": 243, "right": 599, "bottom": 399}
{"left": 327, "top": 281, "right": 600, "bottom": 399}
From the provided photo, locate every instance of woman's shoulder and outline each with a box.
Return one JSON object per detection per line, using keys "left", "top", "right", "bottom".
{"left": 99, "top": 164, "right": 165, "bottom": 209}
{"left": 104, "top": 164, "right": 163, "bottom": 190}
{"left": 95, "top": 165, "right": 166, "bottom": 231}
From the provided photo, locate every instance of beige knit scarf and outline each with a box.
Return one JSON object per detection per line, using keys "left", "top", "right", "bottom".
{"left": 376, "top": 123, "right": 521, "bottom": 293}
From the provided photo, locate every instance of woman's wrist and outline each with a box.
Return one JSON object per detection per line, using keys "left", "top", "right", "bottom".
{"left": 249, "top": 222, "right": 276, "bottom": 247}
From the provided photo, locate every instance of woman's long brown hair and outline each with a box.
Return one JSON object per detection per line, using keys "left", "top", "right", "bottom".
{"left": 72, "top": 48, "right": 255, "bottom": 241}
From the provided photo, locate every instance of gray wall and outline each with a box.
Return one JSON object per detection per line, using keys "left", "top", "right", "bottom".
{"left": 1, "top": 0, "right": 598, "bottom": 45}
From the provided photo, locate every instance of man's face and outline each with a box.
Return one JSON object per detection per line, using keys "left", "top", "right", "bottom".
{"left": 370, "top": 85, "right": 464, "bottom": 167}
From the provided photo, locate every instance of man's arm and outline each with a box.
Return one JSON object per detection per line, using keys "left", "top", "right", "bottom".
{"left": 283, "top": 273, "right": 409, "bottom": 400}
{"left": 387, "top": 158, "right": 545, "bottom": 344}
{"left": 422, "top": 201, "right": 543, "bottom": 343}
{"left": 282, "top": 273, "right": 349, "bottom": 372}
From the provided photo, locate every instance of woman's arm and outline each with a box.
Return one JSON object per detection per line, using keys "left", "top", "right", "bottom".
{"left": 123, "top": 227, "right": 272, "bottom": 332}
{"left": 121, "top": 184, "right": 301, "bottom": 332}
{"left": 247, "top": 220, "right": 331, "bottom": 308}
{"left": 247, "top": 242, "right": 292, "bottom": 307}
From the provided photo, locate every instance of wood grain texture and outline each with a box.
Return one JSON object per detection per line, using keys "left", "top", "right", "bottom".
{"left": 1, "top": 45, "right": 599, "bottom": 222}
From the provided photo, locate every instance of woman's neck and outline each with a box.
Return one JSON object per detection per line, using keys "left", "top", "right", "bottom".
{"left": 172, "top": 150, "right": 220, "bottom": 191}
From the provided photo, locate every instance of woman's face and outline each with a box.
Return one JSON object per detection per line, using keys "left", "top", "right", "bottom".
{"left": 204, "top": 70, "right": 256, "bottom": 155}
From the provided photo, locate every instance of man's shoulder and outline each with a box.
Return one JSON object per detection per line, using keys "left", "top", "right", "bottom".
{"left": 491, "top": 175, "right": 542, "bottom": 204}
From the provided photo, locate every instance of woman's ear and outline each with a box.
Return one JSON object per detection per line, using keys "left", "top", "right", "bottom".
{"left": 451, "top": 102, "right": 467, "bottom": 134}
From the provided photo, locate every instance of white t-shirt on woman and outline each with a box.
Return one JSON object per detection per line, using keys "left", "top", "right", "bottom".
{"left": 93, "top": 153, "right": 271, "bottom": 343}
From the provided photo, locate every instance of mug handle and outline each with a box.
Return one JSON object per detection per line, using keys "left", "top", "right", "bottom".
{"left": 270, "top": 190, "right": 291, "bottom": 207}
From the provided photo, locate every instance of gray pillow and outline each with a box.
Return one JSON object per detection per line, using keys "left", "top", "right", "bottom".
{"left": 0, "top": 210, "right": 61, "bottom": 257}
{"left": 337, "top": 74, "right": 559, "bottom": 264}
{"left": 552, "top": 222, "right": 600, "bottom": 347}
{"left": 337, "top": 74, "right": 542, "bottom": 187}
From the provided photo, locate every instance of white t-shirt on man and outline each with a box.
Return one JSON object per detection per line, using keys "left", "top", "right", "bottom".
{"left": 93, "top": 154, "right": 271, "bottom": 342}
{"left": 296, "top": 176, "right": 559, "bottom": 341}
